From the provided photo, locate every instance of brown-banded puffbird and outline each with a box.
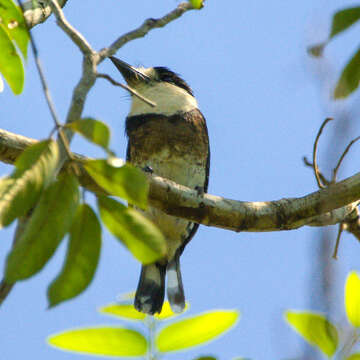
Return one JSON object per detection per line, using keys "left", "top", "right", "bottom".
{"left": 110, "top": 57, "right": 210, "bottom": 315}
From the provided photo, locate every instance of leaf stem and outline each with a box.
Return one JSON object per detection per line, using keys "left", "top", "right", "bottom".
{"left": 145, "top": 315, "right": 157, "bottom": 360}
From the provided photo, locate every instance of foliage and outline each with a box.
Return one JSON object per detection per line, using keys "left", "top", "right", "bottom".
{"left": 0, "top": 0, "right": 29, "bottom": 94}
{"left": 285, "top": 271, "right": 360, "bottom": 359}
{"left": 308, "top": 6, "right": 360, "bottom": 99}
{"left": 5, "top": 172, "right": 80, "bottom": 282}
{"left": 47, "top": 204, "right": 101, "bottom": 307}
{"left": 48, "top": 299, "right": 239, "bottom": 359}
{"left": 66, "top": 118, "right": 112, "bottom": 153}
{"left": 0, "top": 119, "right": 165, "bottom": 305}
{"left": 0, "top": 140, "right": 59, "bottom": 228}
{"left": 97, "top": 195, "right": 166, "bottom": 264}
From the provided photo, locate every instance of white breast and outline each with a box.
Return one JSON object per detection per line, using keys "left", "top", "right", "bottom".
{"left": 129, "top": 82, "right": 198, "bottom": 116}
{"left": 137, "top": 149, "right": 206, "bottom": 260}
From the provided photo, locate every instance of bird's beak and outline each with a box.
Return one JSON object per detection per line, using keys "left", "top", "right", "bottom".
{"left": 109, "top": 56, "right": 150, "bottom": 84}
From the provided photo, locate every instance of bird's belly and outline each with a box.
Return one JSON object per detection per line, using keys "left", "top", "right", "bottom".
{"left": 135, "top": 149, "right": 206, "bottom": 261}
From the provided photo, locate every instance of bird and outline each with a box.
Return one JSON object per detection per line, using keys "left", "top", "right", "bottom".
{"left": 109, "top": 56, "right": 210, "bottom": 315}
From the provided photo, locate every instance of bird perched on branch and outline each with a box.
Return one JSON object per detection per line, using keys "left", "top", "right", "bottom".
{"left": 110, "top": 56, "right": 210, "bottom": 315}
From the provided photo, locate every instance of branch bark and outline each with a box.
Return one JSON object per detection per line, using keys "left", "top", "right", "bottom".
{"left": 1, "top": 128, "right": 359, "bottom": 232}
{"left": 22, "top": 0, "right": 68, "bottom": 29}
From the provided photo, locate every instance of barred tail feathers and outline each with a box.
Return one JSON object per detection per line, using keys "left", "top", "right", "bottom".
{"left": 134, "top": 263, "right": 166, "bottom": 315}
{"left": 166, "top": 256, "right": 185, "bottom": 313}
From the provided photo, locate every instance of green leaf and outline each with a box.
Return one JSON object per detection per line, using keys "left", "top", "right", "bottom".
{"left": 0, "top": 0, "right": 29, "bottom": 58}
{"left": 334, "top": 47, "right": 360, "bottom": 99}
{"left": 84, "top": 159, "right": 148, "bottom": 209}
{"left": 194, "top": 357, "right": 217, "bottom": 360}
{"left": 47, "top": 204, "right": 101, "bottom": 307}
{"left": 307, "top": 6, "right": 360, "bottom": 59}
{"left": 67, "top": 118, "right": 110, "bottom": 149}
{"left": 285, "top": 311, "right": 338, "bottom": 357}
{"left": 345, "top": 271, "right": 360, "bottom": 327}
{"left": 97, "top": 196, "right": 165, "bottom": 264}
{"left": 156, "top": 310, "right": 239, "bottom": 352}
{"left": 5, "top": 173, "right": 79, "bottom": 282}
{"left": 99, "top": 301, "right": 189, "bottom": 321}
{"left": 99, "top": 303, "right": 146, "bottom": 321}
{"left": 0, "top": 24, "right": 23, "bottom": 94}
{"left": 155, "top": 301, "right": 189, "bottom": 320}
{"left": 330, "top": 7, "right": 360, "bottom": 39}
{"left": 0, "top": 140, "right": 59, "bottom": 228}
{"left": 48, "top": 327, "right": 147, "bottom": 357}
{"left": 189, "top": 0, "right": 204, "bottom": 9}
{"left": 347, "top": 354, "right": 360, "bottom": 360}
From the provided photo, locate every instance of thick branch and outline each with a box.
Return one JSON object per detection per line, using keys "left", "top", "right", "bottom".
{"left": 1, "top": 128, "right": 359, "bottom": 232}
{"left": 22, "top": 0, "right": 68, "bottom": 29}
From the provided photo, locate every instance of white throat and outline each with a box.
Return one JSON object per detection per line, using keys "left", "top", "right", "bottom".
{"left": 129, "top": 82, "right": 198, "bottom": 116}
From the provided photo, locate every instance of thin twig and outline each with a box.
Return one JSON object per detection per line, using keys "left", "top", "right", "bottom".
{"left": 332, "top": 135, "right": 360, "bottom": 183}
{"left": 332, "top": 222, "right": 344, "bottom": 259}
{"left": 313, "top": 118, "right": 333, "bottom": 189}
{"left": 98, "top": 2, "right": 194, "bottom": 61}
{"left": 96, "top": 73, "right": 156, "bottom": 107}
{"left": 42, "top": 0, "right": 97, "bottom": 164}
{"left": 46, "top": 0, "right": 94, "bottom": 55}
{"left": 303, "top": 156, "right": 329, "bottom": 186}
{"left": 18, "top": 0, "right": 74, "bottom": 161}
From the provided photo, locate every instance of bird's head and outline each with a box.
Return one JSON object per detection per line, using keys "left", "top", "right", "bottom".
{"left": 109, "top": 56, "right": 198, "bottom": 116}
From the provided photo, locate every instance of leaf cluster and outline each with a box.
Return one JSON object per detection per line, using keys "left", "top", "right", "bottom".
{"left": 309, "top": 7, "right": 360, "bottom": 99}
{"left": 48, "top": 299, "right": 239, "bottom": 359}
{"left": 286, "top": 271, "right": 360, "bottom": 359}
{"left": 0, "top": 0, "right": 29, "bottom": 94}
{"left": 0, "top": 117, "right": 166, "bottom": 307}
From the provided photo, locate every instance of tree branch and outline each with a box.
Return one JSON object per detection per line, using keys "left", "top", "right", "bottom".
{"left": 98, "top": 2, "right": 194, "bottom": 60}
{"left": 22, "top": 0, "right": 68, "bottom": 29}
{"left": 47, "top": 0, "right": 93, "bottom": 54}
{"left": 1, "top": 128, "right": 359, "bottom": 232}
{"left": 96, "top": 73, "right": 156, "bottom": 107}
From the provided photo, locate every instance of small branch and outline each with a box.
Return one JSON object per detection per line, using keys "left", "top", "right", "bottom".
{"left": 333, "top": 135, "right": 360, "bottom": 182}
{"left": 2, "top": 128, "right": 360, "bottom": 232}
{"left": 46, "top": 0, "right": 94, "bottom": 55}
{"left": 313, "top": 118, "right": 333, "bottom": 189}
{"left": 96, "top": 73, "right": 156, "bottom": 107}
{"left": 304, "top": 132, "right": 360, "bottom": 250}
{"left": 332, "top": 222, "right": 344, "bottom": 259}
{"left": 303, "top": 156, "right": 329, "bottom": 186}
{"left": 19, "top": 0, "right": 73, "bottom": 161}
{"left": 98, "top": 2, "right": 194, "bottom": 60}
{"left": 22, "top": 0, "right": 68, "bottom": 29}
{"left": 39, "top": 1, "right": 98, "bottom": 162}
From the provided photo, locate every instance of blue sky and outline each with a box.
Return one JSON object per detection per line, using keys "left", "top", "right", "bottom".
{"left": 1, "top": 0, "right": 360, "bottom": 359}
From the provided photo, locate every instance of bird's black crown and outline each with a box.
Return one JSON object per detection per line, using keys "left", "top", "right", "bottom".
{"left": 154, "top": 67, "right": 194, "bottom": 96}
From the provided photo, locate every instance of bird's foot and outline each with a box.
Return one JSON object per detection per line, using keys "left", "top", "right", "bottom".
{"left": 143, "top": 165, "right": 154, "bottom": 174}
